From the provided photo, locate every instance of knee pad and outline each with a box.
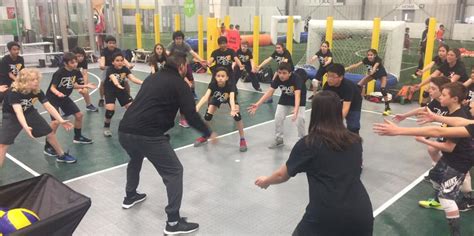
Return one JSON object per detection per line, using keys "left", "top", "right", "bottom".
{"left": 381, "top": 87, "right": 388, "bottom": 97}
{"left": 204, "top": 112, "right": 213, "bottom": 121}
{"left": 233, "top": 112, "right": 242, "bottom": 121}
{"left": 105, "top": 109, "right": 115, "bottom": 119}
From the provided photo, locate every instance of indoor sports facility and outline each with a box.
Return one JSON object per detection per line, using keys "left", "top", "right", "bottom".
{"left": 1, "top": 0, "right": 474, "bottom": 235}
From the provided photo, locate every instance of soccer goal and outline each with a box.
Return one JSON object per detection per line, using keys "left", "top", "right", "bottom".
{"left": 306, "top": 20, "right": 405, "bottom": 79}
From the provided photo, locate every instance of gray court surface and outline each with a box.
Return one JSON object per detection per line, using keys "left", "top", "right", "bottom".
{"left": 66, "top": 81, "right": 430, "bottom": 235}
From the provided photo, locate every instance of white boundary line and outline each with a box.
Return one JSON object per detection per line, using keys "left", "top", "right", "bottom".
{"left": 373, "top": 169, "right": 430, "bottom": 217}
{"left": 5, "top": 71, "right": 101, "bottom": 177}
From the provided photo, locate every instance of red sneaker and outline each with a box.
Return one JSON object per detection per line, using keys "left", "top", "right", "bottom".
{"left": 194, "top": 136, "right": 207, "bottom": 147}
{"left": 179, "top": 119, "right": 190, "bottom": 128}
{"left": 239, "top": 139, "right": 248, "bottom": 152}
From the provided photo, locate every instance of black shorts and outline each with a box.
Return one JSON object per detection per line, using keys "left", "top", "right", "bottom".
{"left": 369, "top": 68, "right": 388, "bottom": 80}
{"left": 0, "top": 110, "right": 52, "bottom": 145}
{"left": 105, "top": 88, "right": 133, "bottom": 107}
{"left": 314, "top": 66, "right": 328, "bottom": 81}
{"left": 429, "top": 157, "right": 466, "bottom": 200}
{"left": 209, "top": 98, "right": 239, "bottom": 109}
{"left": 49, "top": 97, "right": 80, "bottom": 120}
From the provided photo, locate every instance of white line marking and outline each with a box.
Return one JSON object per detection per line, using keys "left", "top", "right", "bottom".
{"left": 373, "top": 169, "right": 430, "bottom": 217}
{"left": 5, "top": 153, "right": 40, "bottom": 177}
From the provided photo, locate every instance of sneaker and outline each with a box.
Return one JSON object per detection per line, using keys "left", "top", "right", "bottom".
{"left": 98, "top": 99, "right": 105, "bottom": 107}
{"left": 56, "top": 152, "right": 77, "bottom": 164}
{"left": 122, "top": 192, "right": 147, "bottom": 209}
{"left": 194, "top": 136, "right": 207, "bottom": 147}
{"left": 103, "top": 128, "right": 112, "bottom": 137}
{"left": 423, "top": 175, "right": 431, "bottom": 183}
{"left": 457, "top": 199, "right": 472, "bottom": 212}
{"left": 73, "top": 135, "right": 94, "bottom": 144}
{"left": 383, "top": 108, "right": 392, "bottom": 116}
{"left": 411, "top": 74, "right": 418, "bottom": 79}
{"left": 264, "top": 97, "right": 273, "bottom": 104}
{"left": 179, "top": 119, "right": 190, "bottom": 128}
{"left": 44, "top": 146, "right": 58, "bottom": 157}
{"left": 418, "top": 198, "right": 443, "bottom": 210}
{"left": 86, "top": 104, "right": 99, "bottom": 112}
{"left": 164, "top": 217, "right": 199, "bottom": 235}
{"left": 268, "top": 138, "right": 284, "bottom": 149}
{"left": 239, "top": 139, "right": 248, "bottom": 152}
{"left": 256, "top": 88, "right": 263, "bottom": 92}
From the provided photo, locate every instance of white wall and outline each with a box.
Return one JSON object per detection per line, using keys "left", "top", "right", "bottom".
{"left": 452, "top": 23, "right": 474, "bottom": 40}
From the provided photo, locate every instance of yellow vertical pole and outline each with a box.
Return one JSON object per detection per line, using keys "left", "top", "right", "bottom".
{"left": 207, "top": 17, "right": 218, "bottom": 59}
{"left": 154, "top": 14, "right": 160, "bottom": 44}
{"left": 135, "top": 14, "right": 142, "bottom": 49}
{"left": 224, "top": 15, "right": 231, "bottom": 29}
{"left": 367, "top": 17, "right": 381, "bottom": 94}
{"left": 419, "top": 17, "right": 437, "bottom": 103}
{"left": 174, "top": 14, "right": 181, "bottom": 31}
{"left": 198, "top": 15, "right": 204, "bottom": 59}
{"left": 323, "top": 16, "right": 333, "bottom": 86}
{"left": 286, "top": 16, "right": 294, "bottom": 55}
{"left": 253, "top": 15, "right": 260, "bottom": 65}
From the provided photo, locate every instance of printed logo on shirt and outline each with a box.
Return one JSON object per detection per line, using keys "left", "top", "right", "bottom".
{"left": 275, "top": 56, "right": 288, "bottom": 64}
{"left": 279, "top": 85, "right": 295, "bottom": 96}
{"left": 20, "top": 97, "right": 37, "bottom": 111}
{"left": 468, "top": 90, "right": 474, "bottom": 102}
{"left": 156, "top": 62, "right": 165, "bottom": 71}
{"left": 112, "top": 73, "right": 128, "bottom": 84}
{"left": 432, "top": 107, "right": 448, "bottom": 116}
{"left": 318, "top": 56, "right": 325, "bottom": 65}
{"left": 366, "top": 65, "right": 378, "bottom": 73}
{"left": 58, "top": 76, "right": 76, "bottom": 89}
{"left": 239, "top": 55, "right": 250, "bottom": 63}
{"left": 213, "top": 91, "right": 229, "bottom": 103}
{"left": 216, "top": 56, "right": 232, "bottom": 66}
{"left": 9, "top": 64, "right": 21, "bottom": 76}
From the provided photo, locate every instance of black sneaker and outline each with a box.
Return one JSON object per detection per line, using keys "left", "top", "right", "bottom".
{"left": 122, "top": 192, "right": 147, "bottom": 209}
{"left": 98, "top": 99, "right": 105, "bottom": 107}
{"left": 164, "top": 217, "right": 199, "bottom": 235}
{"left": 458, "top": 197, "right": 474, "bottom": 212}
{"left": 86, "top": 104, "right": 99, "bottom": 112}
{"left": 73, "top": 135, "right": 94, "bottom": 144}
{"left": 44, "top": 146, "right": 58, "bottom": 157}
{"left": 423, "top": 175, "right": 431, "bottom": 183}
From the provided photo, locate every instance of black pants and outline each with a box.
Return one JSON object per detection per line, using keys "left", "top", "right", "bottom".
{"left": 234, "top": 64, "right": 261, "bottom": 90}
{"left": 119, "top": 132, "right": 183, "bottom": 222}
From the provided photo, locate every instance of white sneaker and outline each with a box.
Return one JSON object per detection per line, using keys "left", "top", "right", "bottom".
{"left": 103, "top": 128, "right": 112, "bottom": 137}
{"left": 268, "top": 138, "right": 284, "bottom": 149}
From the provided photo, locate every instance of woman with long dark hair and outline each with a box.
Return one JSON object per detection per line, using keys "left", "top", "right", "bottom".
{"left": 255, "top": 91, "right": 373, "bottom": 236}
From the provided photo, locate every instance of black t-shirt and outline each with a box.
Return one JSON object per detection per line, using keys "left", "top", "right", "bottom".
{"left": 211, "top": 48, "right": 236, "bottom": 73}
{"left": 78, "top": 60, "right": 88, "bottom": 70}
{"left": 437, "top": 61, "right": 468, "bottom": 83}
{"left": 236, "top": 49, "right": 253, "bottom": 67}
{"left": 362, "top": 56, "right": 385, "bottom": 74}
{"left": 100, "top": 48, "right": 122, "bottom": 66}
{"left": 150, "top": 55, "right": 166, "bottom": 73}
{"left": 427, "top": 99, "right": 448, "bottom": 116}
{"left": 465, "top": 124, "right": 474, "bottom": 138}
{"left": 286, "top": 138, "right": 373, "bottom": 224}
{"left": 119, "top": 66, "right": 211, "bottom": 137}
{"left": 105, "top": 66, "right": 131, "bottom": 89}
{"left": 420, "top": 28, "right": 428, "bottom": 52}
{"left": 46, "top": 67, "right": 83, "bottom": 100}
{"left": 208, "top": 80, "right": 236, "bottom": 104}
{"left": 433, "top": 56, "right": 444, "bottom": 67}
{"left": 271, "top": 73, "right": 306, "bottom": 106}
{"left": 271, "top": 49, "right": 294, "bottom": 71}
{"left": 2, "top": 89, "right": 48, "bottom": 114}
{"left": 442, "top": 108, "right": 474, "bottom": 173}
{"left": 323, "top": 79, "right": 362, "bottom": 112}
{"left": 315, "top": 50, "right": 333, "bottom": 68}
{"left": 0, "top": 55, "right": 25, "bottom": 86}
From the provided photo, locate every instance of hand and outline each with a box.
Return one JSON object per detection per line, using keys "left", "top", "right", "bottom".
{"left": 186, "top": 80, "right": 193, "bottom": 88}
{"left": 292, "top": 112, "right": 297, "bottom": 122}
{"left": 128, "top": 64, "right": 135, "bottom": 69}
{"left": 196, "top": 106, "right": 200, "bottom": 112}
{"left": 230, "top": 109, "right": 238, "bottom": 117}
{"left": 247, "top": 104, "right": 259, "bottom": 115}
{"left": 24, "top": 126, "right": 35, "bottom": 139}
{"left": 255, "top": 176, "right": 270, "bottom": 189}
{"left": 86, "top": 83, "right": 97, "bottom": 89}
{"left": 415, "top": 136, "right": 427, "bottom": 143}
{"left": 116, "top": 84, "right": 125, "bottom": 90}
{"left": 412, "top": 84, "right": 420, "bottom": 91}
{"left": 417, "top": 107, "right": 436, "bottom": 125}
{"left": 208, "top": 132, "right": 218, "bottom": 144}
{"left": 415, "top": 70, "right": 423, "bottom": 76}
{"left": 99, "top": 65, "right": 106, "bottom": 70}
{"left": 60, "top": 120, "right": 74, "bottom": 131}
{"left": 0, "top": 85, "right": 7, "bottom": 92}
{"left": 200, "top": 60, "right": 208, "bottom": 67}
{"left": 56, "top": 92, "right": 65, "bottom": 98}
{"left": 252, "top": 66, "right": 260, "bottom": 73}
{"left": 240, "top": 65, "right": 245, "bottom": 70}
{"left": 392, "top": 114, "right": 406, "bottom": 123}
{"left": 373, "top": 118, "right": 400, "bottom": 136}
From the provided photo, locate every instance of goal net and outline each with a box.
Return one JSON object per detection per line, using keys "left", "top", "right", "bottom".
{"left": 305, "top": 20, "right": 405, "bottom": 79}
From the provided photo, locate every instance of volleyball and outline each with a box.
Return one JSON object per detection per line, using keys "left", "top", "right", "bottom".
{"left": 0, "top": 208, "right": 40, "bottom": 234}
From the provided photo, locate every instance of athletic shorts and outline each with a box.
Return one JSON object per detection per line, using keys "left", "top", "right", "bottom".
{"left": 429, "top": 157, "right": 466, "bottom": 201}
{"left": 369, "top": 68, "right": 388, "bottom": 80}
{"left": 209, "top": 98, "right": 238, "bottom": 109}
{"left": 49, "top": 97, "right": 80, "bottom": 120}
{"left": 105, "top": 88, "right": 133, "bottom": 107}
{"left": 0, "top": 110, "right": 52, "bottom": 145}
{"left": 314, "top": 66, "right": 329, "bottom": 81}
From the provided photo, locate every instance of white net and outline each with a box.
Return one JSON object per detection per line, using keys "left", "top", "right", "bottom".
{"left": 306, "top": 20, "right": 405, "bottom": 78}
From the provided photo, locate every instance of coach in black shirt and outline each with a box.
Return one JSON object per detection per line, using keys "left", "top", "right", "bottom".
{"left": 118, "top": 53, "right": 213, "bottom": 235}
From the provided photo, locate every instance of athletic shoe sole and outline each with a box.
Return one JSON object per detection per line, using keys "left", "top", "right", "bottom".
{"left": 122, "top": 196, "right": 147, "bottom": 209}
{"left": 163, "top": 227, "right": 199, "bottom": 235}
{"left": 43, "top": 150, "right": 58, "bottom": 157}
{"left": 193, "top": 141, "right": 207, "bottom": 147}
{"left": 86, "top": 108, "right": 99, "bottom": 112}
{"left": 268, "top": 143, "right": 284, "bottom": 149}
{"left": 240, "top": 146, "right": 248, "bottom": 152}
{"left": 56, "top": 158, "right": 77, "bottom": 164}
{"left": 73, "top": 140, "right": 94, "bottom": 144}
